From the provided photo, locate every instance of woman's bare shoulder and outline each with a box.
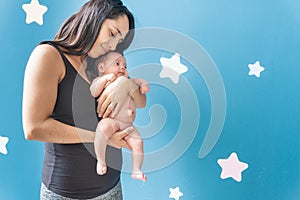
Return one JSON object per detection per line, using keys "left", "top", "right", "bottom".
{"left": 27, "top": 43, "right": 65, "bottom": 80}
{"left": 31, "top": 43, "right": 61, "bottom": 60}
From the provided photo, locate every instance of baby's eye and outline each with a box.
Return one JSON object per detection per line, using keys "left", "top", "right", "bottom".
{"left": 115, "top": 62, "right": 119, "bottom": 66}
{"left": 110, "top": 31, "right": 116, "bottom": 37}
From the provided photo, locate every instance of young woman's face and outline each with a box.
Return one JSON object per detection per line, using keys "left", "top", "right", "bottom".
{"left": 88, "top": 15, "right": 129, "bottom": 58}
{"left": 102, "top": 52, "right": 128, "bottom": 78}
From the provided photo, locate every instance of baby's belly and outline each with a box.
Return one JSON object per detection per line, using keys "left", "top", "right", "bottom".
{"left": 112, "top": 97, "right": 136, "bottom": 123}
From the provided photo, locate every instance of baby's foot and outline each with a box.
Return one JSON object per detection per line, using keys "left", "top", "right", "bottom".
{"left": 96, "top": 161, "right": 107, "bottom": 175}
{"left": 132, "top": 171, "right": 147, "bottom": 182}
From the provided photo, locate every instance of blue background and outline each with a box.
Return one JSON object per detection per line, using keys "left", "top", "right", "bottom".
{"left": 0, "top": 0, "right": 299, "bottom": 199}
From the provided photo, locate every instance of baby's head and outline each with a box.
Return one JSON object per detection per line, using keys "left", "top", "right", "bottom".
{"left": 86, "top": 51, "right": 128, "bottom": 82}
{"left": 96, "top": 51, "right": 128, "bottom": 77}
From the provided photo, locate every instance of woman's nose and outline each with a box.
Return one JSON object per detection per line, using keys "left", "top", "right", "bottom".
{"left": 108, "top": 36, "right": 122, "bottom": 50}
{"left": 108, "top": 42, "right": 117, "bottom": 50}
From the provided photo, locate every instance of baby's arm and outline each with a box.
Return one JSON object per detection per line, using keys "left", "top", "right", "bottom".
{"left": 90, "top": 74, "right": 116, "bottom": 97}
{"left": 130, "top": 78, "right": 149, "bottom": 108}
{"left": 132, "top": 78, "right": 150, "bottom": 94}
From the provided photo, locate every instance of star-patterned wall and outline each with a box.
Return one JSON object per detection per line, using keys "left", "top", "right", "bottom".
{"left": 1, "top": 0, "right": 300, "bottom": 200}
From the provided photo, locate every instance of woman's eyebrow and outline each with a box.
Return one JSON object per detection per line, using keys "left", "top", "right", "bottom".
{"left": 113, "top": 25, "right": 124, "bottom": 38}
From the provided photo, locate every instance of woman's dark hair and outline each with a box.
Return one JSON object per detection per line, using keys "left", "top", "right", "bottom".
{"left": 52, "top": 0, "right": 135, "bottom": 55}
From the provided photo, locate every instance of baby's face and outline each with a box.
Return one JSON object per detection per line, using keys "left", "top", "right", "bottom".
{"left": 103, "top": 52, "right": 128, "bottom": 77}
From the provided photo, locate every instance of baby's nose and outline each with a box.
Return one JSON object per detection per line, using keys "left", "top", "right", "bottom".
{"left": 120, "top": 64, "right": 126, "bottom": 70}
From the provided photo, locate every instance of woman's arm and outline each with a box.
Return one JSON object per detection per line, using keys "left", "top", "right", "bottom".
{"left": 22, "top": 44, "right": 95, "bottom": 143}
{"left": 22, "top": 44, "right": 133, "bottom": 147}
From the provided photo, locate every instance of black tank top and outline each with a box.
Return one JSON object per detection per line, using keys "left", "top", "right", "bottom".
{"left": 40, "top": 41, "right": 122, "bottom": 199}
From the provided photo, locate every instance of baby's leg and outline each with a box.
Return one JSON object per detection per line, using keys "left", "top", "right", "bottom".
{"left": 126, "top": 129, "right": 146, "bottom": 182}
{"left": 94, "top": 118, "right": 119, "bottom": 175}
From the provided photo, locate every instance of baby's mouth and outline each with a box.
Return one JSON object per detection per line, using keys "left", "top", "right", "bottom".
{"left": 117, "top": 72, "right": 125, "bottom": 77}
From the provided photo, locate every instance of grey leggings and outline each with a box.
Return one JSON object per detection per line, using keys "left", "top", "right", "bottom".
{"left": 40, "top": 181, "right": 122, "bottom": 200}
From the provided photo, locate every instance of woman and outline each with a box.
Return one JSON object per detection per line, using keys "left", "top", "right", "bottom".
{"left": 22, "top": 0, "right": 139, "bottom": 199}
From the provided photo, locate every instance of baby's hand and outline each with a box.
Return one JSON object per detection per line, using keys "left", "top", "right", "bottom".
{"left": 132, "top": 78, "right": 150, "bottom": 94}
{"left": 104, "top": 73, "right": 116, "bottom": 83}
{"left": 140, "top": 83, "right": 150, "bottom": 94}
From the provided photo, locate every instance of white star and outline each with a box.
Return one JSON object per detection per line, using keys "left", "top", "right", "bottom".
{"left": 217, "top": 152, "right": 248, "bottom": 182}
{"left": 169, "top": 187, "right": 183, "bottom": 200}
{"left": 160, "top": 53, "right": 188, "bottom": 84}
{"left": 0, "top": 136, "right": 9, "bottom": 155}
{"left": 248, "top": 61, "right": 265, "bottom": 78}
{"left": 22, "top": 0, "right": 48, "bottom": 25}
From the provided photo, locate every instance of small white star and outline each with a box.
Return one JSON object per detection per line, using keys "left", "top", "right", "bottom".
{"left": 248, "top": 61, "right": 265, "bottom": 78}
{"left": 169, "top": 187, "right": 183, "bottom": 200}
{"left": 22, "top": 0, "right": 48, "bottom": 25}
{"left": 0, "top": 136, "right": 9, "bottom": 155}
{"left": 217, "top": 152, "right": 248, "bottom": 182}
{"left": 160, "top": 53, "right": 188, "bottom": 84}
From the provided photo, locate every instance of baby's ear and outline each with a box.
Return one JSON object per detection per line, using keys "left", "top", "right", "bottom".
{"left": 97, "top": 63, "right": 105, "bottom": 75}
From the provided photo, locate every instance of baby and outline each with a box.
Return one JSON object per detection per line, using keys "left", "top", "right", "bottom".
{"left": 89, "top": 51, "right": 149, "bottom": 182}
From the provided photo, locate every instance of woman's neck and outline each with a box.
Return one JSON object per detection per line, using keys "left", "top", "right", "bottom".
{"left": 66, "top": 54, "right": 91, "bottom": 84}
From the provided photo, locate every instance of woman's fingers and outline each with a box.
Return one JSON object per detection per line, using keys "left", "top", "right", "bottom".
{"left": 111, "top": 102, "right": 121, "bottom": 118}
{"left": 119, "top": 140, "right": 130, "bottom": 150}
{"left": 102, "top": 102, "right": 117, "bottom": 118}
{"left": 120, "top": 126, "right": 134, "bottom": 138}
{"left": 97, "top": 93, "right": 106, "bottom": 112}
{"left": 107, "top": 126, "right": 134, "bottom": 149}
{"left": 118, "top": 127, "right": 134, "bottom": 149}
{"left": 97, "top": 93, "right": 112, "bottom": 117}
{"left": 97, "top": 76, "right": 136, "bottom": 117}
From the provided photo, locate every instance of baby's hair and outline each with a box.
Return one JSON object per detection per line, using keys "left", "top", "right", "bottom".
{"left": 86, "top": 50, "right": 123, "bottom": 82}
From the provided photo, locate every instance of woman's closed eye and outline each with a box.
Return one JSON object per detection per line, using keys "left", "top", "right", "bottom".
{"left": 110, "top": 31, "right": 116, "bottom": 37}
{"left": 110, "top": 29, "right": 124, "bottom": 43}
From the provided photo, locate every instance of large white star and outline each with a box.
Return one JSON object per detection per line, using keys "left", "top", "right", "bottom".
{"left": 217, "top": 152, "right": 248, "bottom": 182}
{"left": 22, "top": 0, "right": 48, "bottom": 25}
{"left": 0, "top": 136, "right": 9, "bottom": 155}
{"left": 160, "top": 53, "right": 188, "bottom": 84}
{"left": 248, "top": 61, "right": 265, "bottom": 78}
{"left": 169, "top": 187, "right": 183, "bottom": 200}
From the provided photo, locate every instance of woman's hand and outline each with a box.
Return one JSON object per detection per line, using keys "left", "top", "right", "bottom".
{"left": 97, "top": 76, "right": 138, "bottom": 118}
{"left": 107, "top": 126, "right": 134, "bottom": 149}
